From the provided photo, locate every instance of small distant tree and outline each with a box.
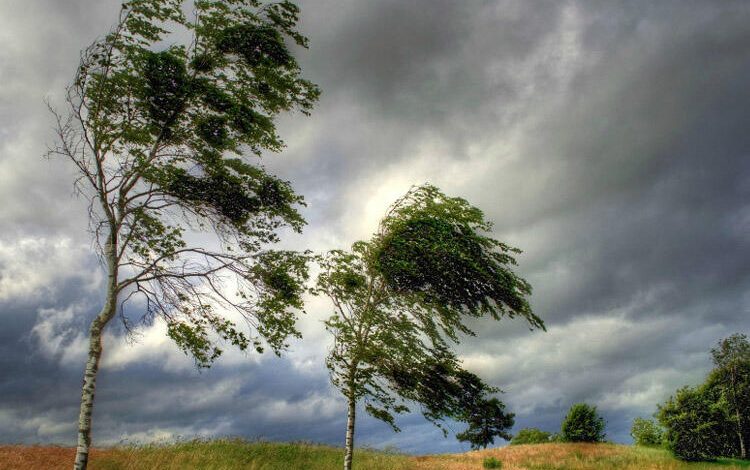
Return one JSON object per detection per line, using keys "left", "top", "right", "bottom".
{"left": 457, "top": 397, "right": 515, "bottom": 449}
{"left": 49, "top": 1, "right": 319, "bottom": 469}
{"left": 510, "top": 428, "right": 552, "bottom": 445}
{"left": 711, "top": 333, "right": 750, "bottom": 459}
{"left": 314, "top": 184, "right": 544, "bottom": 470}
{"left": 561, "top": 403, "right": 606, "bottom": 443}
{"left": 630, "top": 417, "right": 663, "bottom": 447}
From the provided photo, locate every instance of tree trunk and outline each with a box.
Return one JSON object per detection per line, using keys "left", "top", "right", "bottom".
{"left": 73, "top": 244, "right": 118, "bottom": 470}
{"left": 343, "top": 391, "right": 356, "bottom": 470}
{"left": 343, "top": 361, "right": 359, "bottom": 470}
{"left": 737, "top": 408, "right": 746, "bottom": 459}
{"left": 730, "top": 364, "right": 746, "bottom": 459}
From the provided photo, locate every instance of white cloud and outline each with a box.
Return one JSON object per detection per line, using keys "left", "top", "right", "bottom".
{"left": 31, "top": 304, "right": 89, "bottom": 365}
{"left": 0, "top": 237, "right": 101, "bottom": 303}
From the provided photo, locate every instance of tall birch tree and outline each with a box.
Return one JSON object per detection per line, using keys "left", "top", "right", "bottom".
{"left": 48, "top": 1, "right": 319, "bottom": 469}
{"left": 314, "top": 185, "right": 544, "bottom": 470}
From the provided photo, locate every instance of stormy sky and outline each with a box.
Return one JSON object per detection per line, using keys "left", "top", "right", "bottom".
{"left": 1, "top": 0, "right": 749, "bottom": 454}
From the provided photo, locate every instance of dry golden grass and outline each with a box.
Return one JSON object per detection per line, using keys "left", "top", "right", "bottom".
{"left": 0, "top": 440, "right": 410, "bottom": 470}
{"left": 2, "top": 441, "right": 749, "bottom": 470}
{"left": 0, "top": 445, "right": 117, "bottom": 470}
{"left": 414, "top": 443, "right": 750, "bottom": 470}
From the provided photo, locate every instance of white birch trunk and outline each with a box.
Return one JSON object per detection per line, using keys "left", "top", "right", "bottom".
{"left": 73, "top": 241, "right": 118, "bottom": 470}
{"left": 343, "top": 392, "right": 356, "bottom": 470}
{"left": 343, "top": 361, "right": 359, "bottom": 470}
{"left": 730, "top": 364, "right": 746, "bottom": 459}
{"left": 738, "top": 410, "right": 746, "bottom": 460}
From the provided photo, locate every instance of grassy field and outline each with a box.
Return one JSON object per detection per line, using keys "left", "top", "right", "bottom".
{"left": 415, "top": 443, "right": 750, "bottom": 470}
{"left": 2, "top": 440, "right": 750, "bottom": 470}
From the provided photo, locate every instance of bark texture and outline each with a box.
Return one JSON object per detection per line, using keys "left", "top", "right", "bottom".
{"left": 738, "top": 423, "right": 746, "bottom": 460}
{"left": 732, "top": 366, "right": 746, "bottom": 459}
{"left": 73, "top": 247, "right": 117, "bottom": 470}
{"left": 343, "top": 392, "right": 356, "bottom": 470}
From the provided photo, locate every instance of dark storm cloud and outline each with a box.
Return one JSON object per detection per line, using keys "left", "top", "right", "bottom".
{"left": 0, "top": 0, "right": 749, "bottom": 454}
{"left": 0, "top": 0, "right": 120, "bottom": 236}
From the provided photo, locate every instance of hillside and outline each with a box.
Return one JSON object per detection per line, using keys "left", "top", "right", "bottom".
{"left": 2, "top": 441, "right": 749, "bottom": 470}
{"left": 417, "top": 443, "right": 750, "bottom": 469}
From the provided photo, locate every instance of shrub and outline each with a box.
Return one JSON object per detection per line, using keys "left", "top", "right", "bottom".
{"left": 482, "top": 456, "right": 502, "bottom": 469}
{"left": 657, "top": 385, "right": 733, "bottom": 461}
{"left": 561, "top": 403, "right": 606, "bottom": 443}
{"left": 630, "top": 417, "right": 664, "bottom": 447}
{"left": 510, "top": 428, "right": 552, "bottom": 445}
{"left": 656, "top": 333, "right": 750, "bottom": 461}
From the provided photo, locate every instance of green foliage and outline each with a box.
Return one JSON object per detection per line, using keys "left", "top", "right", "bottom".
{"left": 249, "top": 250, "right": 310, "bottom": 353}
{"left": 561, "top": 404, "right": 606, "bottom": 443}
{"left": 712, "top": 334, "right": 750, "bottom": 370}
{"left": 657, "top": 385, "right": 733, "bottom": 461}
{"left": 511, "top": 428, "right": 553, "bottom": 445}
{"left": 382, "top": 351, "right": 514, "bottom": 447}
{"left": 372, "top": 185, "right": 543, "bottom": 342}
{"left": 630, "top": 418, "right": 664, "bottom": 447}
{"left": 710, "top": 334, "right": 750, "bottom": 459}
{"left": 483, "top": 456, "right": 503, "bottom": 469}
{"left": 53, "top": 0, "right": 320, "bottom": 367}
{"left": 456, "top": 398, "right": 515, "bottom": 449}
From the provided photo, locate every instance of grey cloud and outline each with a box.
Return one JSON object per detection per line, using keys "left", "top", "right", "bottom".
{"left": 0, "top": 0, "right": 120, "bottom": 237}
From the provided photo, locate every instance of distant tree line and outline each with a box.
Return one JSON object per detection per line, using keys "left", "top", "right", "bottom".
{"left": 510, "top": 334, "right": 750, "bottom": 465}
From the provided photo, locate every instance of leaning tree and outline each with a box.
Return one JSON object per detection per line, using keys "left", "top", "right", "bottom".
{"left": 48, "top": 1, "right": 319, "bottom": 468}
{"left": 314, "top": 184, "right": 544, "bottom": 470}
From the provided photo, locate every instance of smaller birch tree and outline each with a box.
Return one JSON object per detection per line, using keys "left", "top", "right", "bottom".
{"left": 314, "top": 185, "right": 544, "bottom": 470}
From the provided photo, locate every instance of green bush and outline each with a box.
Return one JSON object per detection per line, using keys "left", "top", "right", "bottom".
{"left": 510, "top": 428, "right": 552, "bottom": 445}
{"left": 561, "top": 403, "right": 606, "bottom": 443}
{"left": 482, "top": 456, "right": 502, "bottom": 469}
{"left": 630, "top": 417, "right": 664, "bottom": 447}
{"left": 657, "top": 385, "right": 733, "bottom": 461}
{"left": 655, "top": 333, "right": 750, "bottom": 461}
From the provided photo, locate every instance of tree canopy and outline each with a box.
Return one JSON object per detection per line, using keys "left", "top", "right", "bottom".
{"left": 51, "top": 0, "right": 320, "bottom": 361}
{"left": 561, "top": 403, "right": 606, "bottom": 443}
{"left": 372, "top": 184, "right": 543, "bottom": 342}
{"left": 630, "top": 417, "right": 664, "bottom": 447}
{"left": 657, "top": 384, "right": 733, "bottom": 461}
